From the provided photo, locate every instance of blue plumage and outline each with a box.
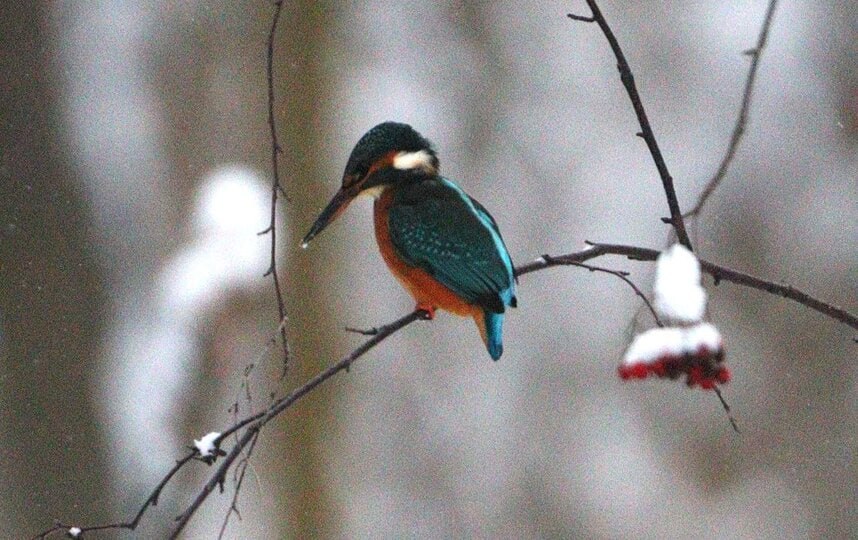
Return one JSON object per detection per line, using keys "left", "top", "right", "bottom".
{"left": 388, "top": 177, "right": 515, "bottom": 310}
{"left": 387, "top": 175, "right": 516, "bottom": 359}
{"left": 483, "top": 311, "right": 505, "bottom": 360}
{"left": 302, "top": 121, "right": 517, "bottom": 360}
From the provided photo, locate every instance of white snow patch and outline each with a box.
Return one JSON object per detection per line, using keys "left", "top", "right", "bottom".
{"left": 622, "top": 323, "right": 723, "bottom": 365}
{"left": 622, "top": 327, "right": 684, "bottom": 365}
{"left": 684, "top": 322, "right": 723, "bottom": 352}
{"left": 194, "top": 432, "right": 222, "bottom": 458}
{"left": 653, "top": 244, "right": 707, "bottom": 323}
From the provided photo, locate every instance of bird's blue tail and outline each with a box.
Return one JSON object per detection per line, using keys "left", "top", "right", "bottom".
{"left": 483, "top": 311, "right": 504, "bottom": 361}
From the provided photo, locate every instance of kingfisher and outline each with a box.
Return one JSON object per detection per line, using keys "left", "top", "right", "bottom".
{"left": 302, "top": 122, "right": 517, "bottom": 360}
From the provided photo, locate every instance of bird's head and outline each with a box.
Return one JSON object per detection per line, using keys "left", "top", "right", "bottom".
{"left": 302, "top": 122, "right": 438, "bottom": 247}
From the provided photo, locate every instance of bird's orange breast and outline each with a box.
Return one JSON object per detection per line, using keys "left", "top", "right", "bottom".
{"left": 373, "top": 189, "right": 480, "bottom": 319}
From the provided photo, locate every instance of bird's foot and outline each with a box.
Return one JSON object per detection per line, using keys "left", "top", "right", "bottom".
{"left": 416, "top": 304, "right": 436, "bottom": 320}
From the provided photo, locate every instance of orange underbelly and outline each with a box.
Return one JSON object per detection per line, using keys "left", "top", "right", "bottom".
{"left": 373, "top": 191, "right": 480, "bottom": 318}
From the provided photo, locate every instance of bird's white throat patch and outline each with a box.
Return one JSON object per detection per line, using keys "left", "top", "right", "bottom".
{"left": 393, "top": 150, "right": 437, "bottom": 173}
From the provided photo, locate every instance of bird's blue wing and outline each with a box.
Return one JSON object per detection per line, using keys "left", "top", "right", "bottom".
{"left": 387, "top": 178, "right": 516, "bottom": 313}
{"left": 467, "top": 195, "right": 519, "bottom": 300}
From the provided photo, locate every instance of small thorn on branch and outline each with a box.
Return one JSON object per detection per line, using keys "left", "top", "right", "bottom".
{"left": 257, "top": 226, "right": 273, "bottom": 236}
{"left": 742, "top": 47, "right": 759, "bottom": 56}
{"left": 345, "top": 326, "right": 380, "bottom": 336}
{"left": 660, "top": 217, "right": 673, "bottom": 224}
{"left": 587, "top": 265, "right": 629, "bottom": 277}
{"left": 262, "top": 266, "right": 274, "bottom": 277}
{"left": 567, "top": 13, "right": 596, "bottom": 23}
{"left": 635, "top": 131, "right": 644, "bottom": 138}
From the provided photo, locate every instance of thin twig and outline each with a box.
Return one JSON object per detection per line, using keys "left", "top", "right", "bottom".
{"left": 568, "top": 1, "right": 693, "bottom": 250}
{"left": 345, "top": 326, "right": 381, "bottom": 336}
{"left": 227, "top": 315, "right": 291, "bottom": 421}
{"left": 263, "top": 0, "right": 290, "bottom": 375}
{"left": 30, "top": 451, "right": 197, "bottom": 539}
{"left": 32, "top": 239, "right": 857, "bottom": 538}
{"left": 540, "top": 255, "right": 663, "bottom": 327}
{"left": 713, "top": 386, "right": 741, "bottom": 433}
{"left": 217, "top": 430, "right": 262, "bottom": 539}
{"left": 685, "top": 0, "right": 779, "bottom": 218}
{"left": 169, "top": 310, "right": 427, "bottom": 538}
{"left": 517, "top": 242, "right": 858, "bottom": 331}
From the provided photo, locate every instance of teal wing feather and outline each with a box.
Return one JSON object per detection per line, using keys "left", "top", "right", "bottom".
{"left": 387, "top": 177, "right": 516, "bottom": 313}
{"left": 467, "top": 195, "right": 519, "bottom": 302}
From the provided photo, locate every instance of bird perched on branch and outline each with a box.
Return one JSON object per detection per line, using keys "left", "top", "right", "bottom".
{"left": 302, "top": 122, "right": 517, "bottom": 360}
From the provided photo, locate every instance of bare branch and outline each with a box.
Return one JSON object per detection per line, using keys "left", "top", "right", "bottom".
{"left": 539, "top": 255, "right": 663, "bottom": 327}
{"left": 567, "top": 13, "right": 595, "bottom": 23}
{"left": 263, "top": 0, "right": 290, "bottom": 375}
{"left": 33, "top": 237, "right": 856, "bottom": 538}
{"left": 345, "top": 325, "right": 381, "bottom": 336}
{"left": 569, "top": 1, "right": 693, "bottom": 250}
{"left": 169, "top": 243, "right": 854, "bottom": 534}
{"left": 169, "top": 309, "right": 426, "bottom": 537}
{"left": 685, "top": 0, "right": 778, "bottom": 217}
{"left": 519, "top": 242, "right": 857, "bottom": 331}
{"left": 217, "top": 430, "right": 261, "bottom": 539}
{"left": 713, "top": 386, "right": 740, "bottom": 434}
{"left": 31, "top": 3, "right": 851, "bottom": 536}
{"left": 30, "top": 451, "right": 197, "bottom": 539}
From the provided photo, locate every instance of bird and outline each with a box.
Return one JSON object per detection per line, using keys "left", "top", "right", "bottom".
{"left": 302, "top": 122, "right": 517, "bottom": 360}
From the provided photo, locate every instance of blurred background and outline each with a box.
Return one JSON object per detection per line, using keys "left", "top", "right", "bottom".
{"left": 1, "top": 1, "right": 856, "bottom": 538}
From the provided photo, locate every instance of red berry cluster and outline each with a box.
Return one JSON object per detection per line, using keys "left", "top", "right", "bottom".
{"left": 618, "top": 344, "right": 729, "bottom": 390}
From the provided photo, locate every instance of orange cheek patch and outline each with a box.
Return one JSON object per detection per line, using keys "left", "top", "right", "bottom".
{"left": 367, "top": 151, "right": 397, "bottom": 177}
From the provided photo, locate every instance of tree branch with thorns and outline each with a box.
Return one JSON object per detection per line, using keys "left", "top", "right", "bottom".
{"left": 32, "top": 0, "right": 855, "bottom": 538}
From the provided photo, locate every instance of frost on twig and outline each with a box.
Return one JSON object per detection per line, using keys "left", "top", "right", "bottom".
{"left": 620, "top": 244, "right": 729, "bottom": 389}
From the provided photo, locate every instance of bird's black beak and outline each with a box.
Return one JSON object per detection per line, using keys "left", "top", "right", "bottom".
{"left": 301, "top": 178, "right": 360, "bottom": 248}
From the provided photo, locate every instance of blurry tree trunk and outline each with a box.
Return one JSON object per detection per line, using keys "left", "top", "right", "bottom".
{"left": 276, "top": 3, "right": 343, "bottom": 537}
{"left": 0, "top": 4, "right": 112, "bottom": 534}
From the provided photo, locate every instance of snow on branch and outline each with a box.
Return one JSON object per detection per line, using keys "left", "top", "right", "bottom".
{"left": 193, "top": 432, "right": 226, "bottom": 465}
{"left": 620, "top": 324, "right": 728, "bottom": 389}
{"left": 653, "top": 244, "right": 707, "bottom": 324}
{"left": 620, "top": 244, "right": 729, "bottom": 390}
{"left": 31, "top": 0, "right": 857, "bottom": 537}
